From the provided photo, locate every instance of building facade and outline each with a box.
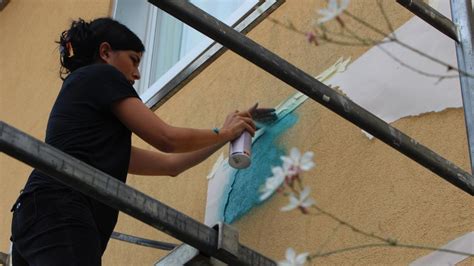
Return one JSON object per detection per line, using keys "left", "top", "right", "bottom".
{"left": 1, "top": 0, "right": 472, "bottom": 265}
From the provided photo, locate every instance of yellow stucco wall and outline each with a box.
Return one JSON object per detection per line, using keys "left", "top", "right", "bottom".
{"left": 0, "top": 0, "right": 118, "bottom": 262}
{"left": 1, "top": 0, "right": 473, "bottom": 265}
{"left": 145, "top": 1, "right": 473, "bottom": 265}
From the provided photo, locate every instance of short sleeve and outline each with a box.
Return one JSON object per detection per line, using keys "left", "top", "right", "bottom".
{"left": 92, "top": 64, "right": 140, "bottom": 110}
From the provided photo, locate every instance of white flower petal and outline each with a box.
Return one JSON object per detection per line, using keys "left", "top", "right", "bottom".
{"left": 290, "top": 194, "right": 300, "bottom": 204}
{"left": 259, "top": 191, "right": 271, "bottom": 201}
{"left": 267, "top": 175, "right": 284, "bottom": 188}
{"left": 280, "top": 204, "right": 296, "bottom": 212}
{"left": 290, "top": 147, "right": 301, "bottom": 162}
{"left": 259, "top": 180, "right": 279, "bottom": 200}
{"left": 341, "top": 0, "right": 350, "bottom": 9}
{"left": 280, "top": 202, "right": 298, "bottom": 212}
{"left": 301, "top": 198, "right": 316, "bottom": 208}
{"left": 317, "top": 9, "right": 332, "bottom": 16}
{"left": 300, "top": 161, "right": 315, "bottom": 171}
{"left": 300, "top": 187, "right": 311, "bottom": 199}
{"left": 328, "top": 0, "right": 338, "bottom": 11}
{"left": 317, "top": 16, "right": 335, "bottom": 24}
{"left": 300, "top": 153, "right": 315, "bottom": 170}
{"left": 282, "top": 160, "right": 293, "bottom": 172}
{"left": 259, "top": 174, "right": 285, "bottom": 201}
{"left": 285, "top": 248, "right": 296, "bottom": 261}
{"left": 272, "top": 166, "right": 286, "bottom": 178}
{"left": 274, "top": 175, "right": 285, "bottom": 186}
{"left": 301, "top": 151, "right": 314, "bottom": 163}
{"left": 295, "top": 252, "right": 309, "bottom": 264}
{"left": 316, "top": 0, "right": 349, "bottom": 24}
{"left": 280, "top": 156, "right": 294, "bottom": 166}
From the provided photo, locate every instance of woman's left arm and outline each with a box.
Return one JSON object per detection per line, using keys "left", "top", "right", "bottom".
{"left": 112, "top": 97, "right": 255, "bottom": 153}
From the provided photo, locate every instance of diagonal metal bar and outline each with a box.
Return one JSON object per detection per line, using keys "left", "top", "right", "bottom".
{"left": 148, "top": 0, "right": 474, "bottom": 195}
{"left": 396, "top": 0, "right": 459, "bottom": 42}
{"left": 111, "top": 231, "right": 177, "bottom": 251}
{"left": 450, "top": 0, "right": 474, "bottom": 174}
{"left": 0, "top": 121, "right": 276, "bottom": 265}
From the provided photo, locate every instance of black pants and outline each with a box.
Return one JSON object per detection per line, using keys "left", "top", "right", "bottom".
{"left": 11, "top": 190, "right": 102, "bottom": 266}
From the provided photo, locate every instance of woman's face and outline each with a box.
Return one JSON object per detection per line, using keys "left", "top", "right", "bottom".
{"left": 99, "top": 42, "right": 142, "bottom": 85}
{"left": 104, "top": 50, "right": 142, "bottom": 85}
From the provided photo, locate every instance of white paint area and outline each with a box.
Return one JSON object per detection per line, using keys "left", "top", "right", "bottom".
{"left": 205, "top": 159, "right": 236, "bottom": 226}
{"left": 327, "top": 1, "right": 462, "bottom": 130}
{"left": 409, "top": 232, "right": 474, "bottom": 266}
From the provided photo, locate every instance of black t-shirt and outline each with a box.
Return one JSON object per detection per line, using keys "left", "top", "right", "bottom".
{"left": 23, "top": 63, "right": 139, "bottom": 251}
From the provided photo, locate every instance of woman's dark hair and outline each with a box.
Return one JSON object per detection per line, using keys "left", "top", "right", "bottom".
{"left": 58, "top": 17, "right": 145, "bottom": 79}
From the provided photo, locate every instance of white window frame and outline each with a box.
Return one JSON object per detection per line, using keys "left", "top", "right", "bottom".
{"left": 112, "top": 0, "right": 284, "bottom": 110}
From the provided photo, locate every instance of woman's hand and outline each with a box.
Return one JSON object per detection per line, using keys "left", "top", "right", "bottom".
{"left": 221, "top": 108, "right": 256, "bottom": 141}
{"left": 220, "top": 103, "right": 277, "bottom": 141}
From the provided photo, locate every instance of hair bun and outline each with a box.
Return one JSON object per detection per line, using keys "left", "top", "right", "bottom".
{"left": 58, "top": 18, "right": 97, "bottom": 78}
{"left": 57, "top": 17, "right": 145, "bottom": 80}
{"left": 69, "top": 19, "right": 92, "bottom": 43}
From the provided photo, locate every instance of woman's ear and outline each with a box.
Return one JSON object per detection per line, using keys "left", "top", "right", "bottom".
{"left": 98, "top": 42, "right": 113, "bottom": 63}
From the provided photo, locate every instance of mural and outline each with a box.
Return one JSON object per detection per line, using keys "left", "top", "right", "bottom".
{"left": 205, "top": 58, "right": 351, "bottom": 225}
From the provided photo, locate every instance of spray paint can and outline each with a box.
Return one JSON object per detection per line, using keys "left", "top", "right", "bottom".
{"left": 229, "top": 131, "right": 252, "bottom": 169}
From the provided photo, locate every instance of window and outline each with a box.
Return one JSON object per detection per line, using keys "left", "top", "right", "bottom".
{"left": 113, "top": 0, "right": 283, "bottom": 109}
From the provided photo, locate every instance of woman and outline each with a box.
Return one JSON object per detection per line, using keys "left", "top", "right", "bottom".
{"left": 10, "top": 17, "right": 273, "bottom": 265}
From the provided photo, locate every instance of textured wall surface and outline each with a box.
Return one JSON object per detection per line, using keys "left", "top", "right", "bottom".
{"left": 0, "top": 0, "right": 113, "bottom": 246}
{"left": 1, "top": 0, "right": 472, "bottom": 265}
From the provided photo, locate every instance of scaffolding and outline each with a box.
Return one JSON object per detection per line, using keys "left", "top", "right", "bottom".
{"left": 0, "top": 122, "right": 275, "bottom": 265}
{"left": 1, "top": 0, "right": 473, "bottom": 265}
{"left": 148, "top": 0, "right": 473, "bottom": 196}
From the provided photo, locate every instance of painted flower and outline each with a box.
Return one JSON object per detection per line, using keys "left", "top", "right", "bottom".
{"left": 316, "top": 0, "right": 350, "bottom": 25}
{"left": 280, "top": 147, "right": 315, "bottom": 177}
{"left": 278, "top": 247, "right": 309, "bottom": 266}
{"left": 280, "top": 187, "right": 316, "bottom": 212}
{"left": 259, "top": 166, "right": 286, "bottom": 201}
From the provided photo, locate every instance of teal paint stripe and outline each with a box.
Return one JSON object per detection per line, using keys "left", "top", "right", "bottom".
{"left": 222, "top": 113, "right": 298, "bottom": 223}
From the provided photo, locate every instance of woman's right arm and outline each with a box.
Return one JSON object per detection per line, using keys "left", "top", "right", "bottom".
{"left": 112, "top": 97, "right": 256, "bottom": 153}
{"left": 128, "top": 143, "right": 224, "bottom": 176}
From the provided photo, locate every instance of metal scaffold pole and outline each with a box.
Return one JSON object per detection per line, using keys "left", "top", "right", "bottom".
{"left": 450, "top": 0, "right": 474, "bottom": 174}
{"left": 397, "top": 0, "right": 474, "bottom": 176}
{"left": 148, "top": 0, "right": 473, "bottom": 195}
{"left": 396, "top": 0, "right": 459, "bottom": 42}
{"left": 0, "top": 121, "right": 276, "bottom": 266}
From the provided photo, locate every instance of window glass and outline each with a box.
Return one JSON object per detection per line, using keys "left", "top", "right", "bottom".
{"left": 113, "top": 0, "right": 282, "bottom": 106}
{"left": 149, "top": 0, "right": 246, "bottom": 85}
